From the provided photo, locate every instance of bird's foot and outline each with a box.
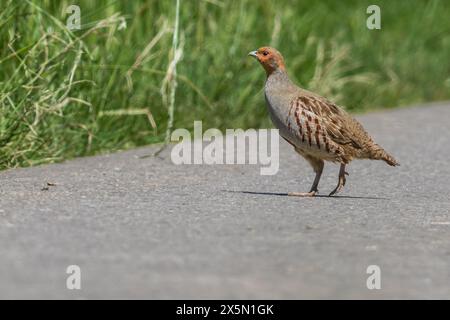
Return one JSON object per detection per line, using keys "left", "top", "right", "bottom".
{"left": 328, "top": 185, "right": 343, "bottom": 197}
{"left": 288, "top": 191, "right": 317, "bottom": 197}
{"left": 329, "top": 176, "right": 346, "bottom": 196}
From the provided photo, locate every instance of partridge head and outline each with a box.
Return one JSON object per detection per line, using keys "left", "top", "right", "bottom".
{"left": 248, "top": 47, "right": 286, "bottom": 75}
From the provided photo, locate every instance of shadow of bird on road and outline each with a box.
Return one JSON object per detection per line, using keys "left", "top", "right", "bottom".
{"left": 223, "top": 190, "right": 389, "bottom": 200}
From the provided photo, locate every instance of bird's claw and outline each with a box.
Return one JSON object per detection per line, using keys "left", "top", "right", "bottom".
{"left": 329, "top": 186, "right": 342, "bottom": 197}
{"left": 329, "top": 179, "right": 345, "bottom": 196}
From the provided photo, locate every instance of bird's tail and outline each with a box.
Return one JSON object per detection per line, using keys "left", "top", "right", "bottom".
{"left": 368, "top": 144, "right": 400, "bottom": 167}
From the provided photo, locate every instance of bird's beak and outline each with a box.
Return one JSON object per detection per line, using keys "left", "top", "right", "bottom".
{"left": 248, "top": 51, "right": 258, "bottom": 58}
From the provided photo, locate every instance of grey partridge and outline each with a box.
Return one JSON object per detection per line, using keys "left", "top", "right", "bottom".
{"left": 248, "top": 47, "right": 399, "bottom": 196}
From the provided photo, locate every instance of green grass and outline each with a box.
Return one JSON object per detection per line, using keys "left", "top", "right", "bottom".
{"left": 1, "top": 0, "right": 449, "bottom": 169}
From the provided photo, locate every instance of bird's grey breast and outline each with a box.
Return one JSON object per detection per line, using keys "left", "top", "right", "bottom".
{"left": 264, "top": 76, "right": 296, "bottom": 141}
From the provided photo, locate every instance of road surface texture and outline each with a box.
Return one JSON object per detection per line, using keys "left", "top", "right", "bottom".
{"left": 1, "top": 102, "right": 450, "bottom": 299}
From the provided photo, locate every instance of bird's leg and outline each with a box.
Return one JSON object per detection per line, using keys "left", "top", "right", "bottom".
{"left": 288, "top": 171, "right": 322, "bottom": 197}
{"left": 288, "top": 157, "right": 324, "bottom": 197}
{"left": 329, "top": 164, "right": 348, "bottom": 196}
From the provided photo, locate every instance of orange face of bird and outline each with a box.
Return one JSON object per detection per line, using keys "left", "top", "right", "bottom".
{"left": 248, "top": 47, "right": 286, "bottom": 75}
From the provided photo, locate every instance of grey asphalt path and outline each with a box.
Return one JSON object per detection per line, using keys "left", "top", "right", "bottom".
{"left": 1, "top": 103, "right": 450, "bottom": 299}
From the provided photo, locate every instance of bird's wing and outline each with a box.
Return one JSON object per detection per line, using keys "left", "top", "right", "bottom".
{"left": 290, "top": 94, "right": 365, "bottom": 149}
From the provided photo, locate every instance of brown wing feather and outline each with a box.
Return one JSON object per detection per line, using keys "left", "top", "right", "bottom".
{"left": 294, "top": 94, "right": 368, "bottom": 150}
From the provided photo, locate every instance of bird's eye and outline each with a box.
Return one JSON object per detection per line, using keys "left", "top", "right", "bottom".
{"left": 263, "top": 51, "right": 269, "bottom": 56}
